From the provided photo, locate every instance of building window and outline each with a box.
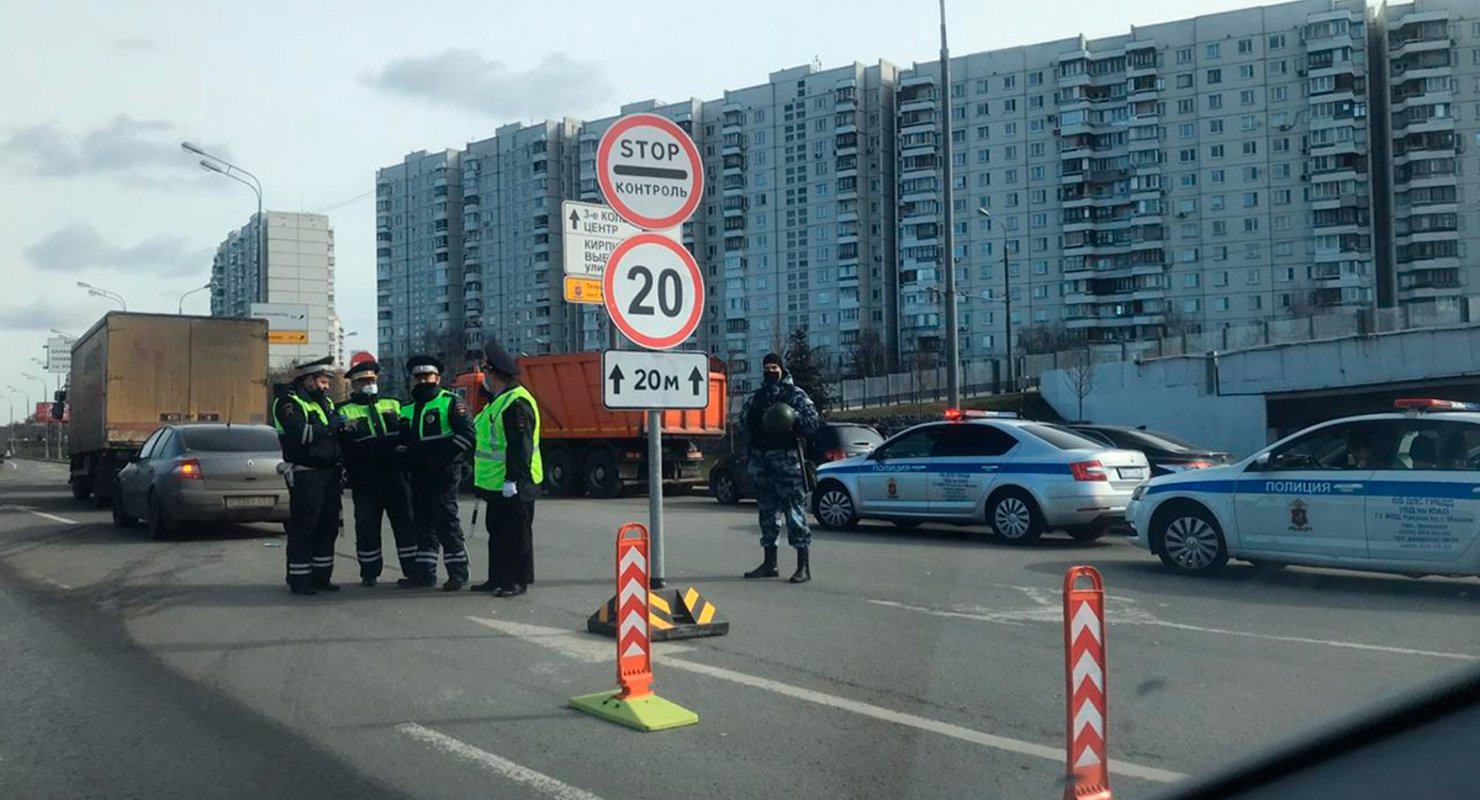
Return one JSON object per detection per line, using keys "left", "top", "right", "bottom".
{"left": 1240, "top": 89, "right": 1255, "bottom": 105}
{"left": 1242, "top": 141, "right": 1257, "bottom": 155}
{"left": 1239, "top": 64, "right": 1255, "bottom": 79}
{"left": 1237, "top": 38, "right": 1253, "bottom": 54}
{"left": 1206, "top": 68, "right": 1222, "bottom": 85}
{"left": 1210, "top": 195, "right": 1226, "bottom": 211}
{"left": 1177, "top": 74, "right": 1194, "bottom": 89}
{"left": 1184, "top": 272, "right": 1200, "bottom": 288}
{"left": 1271, "top": 86, "right": 1288, "bottom": 102}
{"left": 1176, "top": 47, "right": 1193, "bottom": 64}
{"left": 1215, "top": 297, "right": 1230, "bottom": 311}
{"left": 1206, "top": 43, "right": 1220, "bottom": 59}
{"left": 1247, "top": 269, "right": 1261, "bottom": 285}
{"left": 1242, "top": 192, "right": 1259, "bottom": 207}
{"left": 1248, "top": 295, "right": 1262, "bottom": 310}
{"left": 1209, "top": 144, "right": 1225, "bottom": 159}
{"left": 1208, "top": 94, "right": 1223, "bottom": 110}
{"left": 1244, "top": 218, "right": 1259, "bottom": 232}
{"left": 1211, "top": 169, "right": 1226, "bottom": 183}
{"left": 1212, "top": 220, "right": 1227, "bottom": 236}
{"left": 1178, "top": 98, "right": 1196, "bottom": 114}
{"left": 1269, "top": 34, "right": 1285, "bottom": 49}
{"left": 1179, "top": 122, "right": 1195, "bottom": 138}
{"left": 1183, "top": 299, "right": 1201, "bottom": 313}
{"left": 1209, "top": 119, "right": 1224, "bottom": 134}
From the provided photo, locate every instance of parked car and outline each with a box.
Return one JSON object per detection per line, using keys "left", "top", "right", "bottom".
{"left": 112, "top": 423, "right": 289, "bottom": 539}
{"left": 811, "top": 410, "right": 1150, "bottom": 544}
{"left": 709, "top": 422, "right": 885, "bottom": 505}
{"left": 1067, "top": 424, "right": 1232, "bottom": 477}
{"left": 1128, "top": 398, "right": 1480, "bottom": 577}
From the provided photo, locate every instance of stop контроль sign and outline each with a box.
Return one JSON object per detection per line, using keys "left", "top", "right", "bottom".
{"left": 602, "top": 233, "right": 704, "bottom": 351}
{"left": 596, "top": 113, "right": 703, "bottom": 232}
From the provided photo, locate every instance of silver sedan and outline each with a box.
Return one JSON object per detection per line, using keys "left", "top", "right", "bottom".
{"left": 112, "top": 423, "right": 289, "bottom": 539}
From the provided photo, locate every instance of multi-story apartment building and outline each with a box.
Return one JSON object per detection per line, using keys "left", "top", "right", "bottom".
{"left": 896, "top": 0, "right": 1381, "bottom": 370}
{"left": 375, "top": 0, "right": 1480, "bottom": 385}
{"left": 1373, "top": 0, "right": 1480, "bottom": 315}
{"left": 375, "top": 149, "right": 462, "bottom": 378}
{"left": 462, "top": 119, "right": 582, "bottom": 358}
{"left": 211, "top": 210, "right": 341, "bottom": 369}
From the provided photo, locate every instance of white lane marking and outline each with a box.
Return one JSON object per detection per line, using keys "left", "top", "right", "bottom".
{"left": 0, "top": 504, "right": 79, "bottom": 525}
{"left": 867, "top": 598, "right": 1477, "bottom": 662}
{"left": 40, "top": 576, "right": 73, "bottom": 591}
{"left": 662, "top": 656, "right": 1185, "bottom": 784}
{"left": 465, "top": 617, "right": 1182, "bottom": 784}
{"left": 465, "top": 616, "right": 693, "bottom": 663}
{"left": 4, "top": 461, "right": 16, "bottom": 471}
{"left": 396, "top": 723, "right": 606, "bottom": 800}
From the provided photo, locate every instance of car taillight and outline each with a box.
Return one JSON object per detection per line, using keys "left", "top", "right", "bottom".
{"left": 822, "top": 448, "right": 846, "bottom": 462}
{"left": 1069, "top": 460, "right": 1108, "bottom": 482}
{"left": 173, "top": 459, "right": 203, "bottom": 480}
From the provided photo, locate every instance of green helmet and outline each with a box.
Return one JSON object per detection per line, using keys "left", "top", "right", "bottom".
{"left": 762, "top": 403, "right": 797, "bottom": 437}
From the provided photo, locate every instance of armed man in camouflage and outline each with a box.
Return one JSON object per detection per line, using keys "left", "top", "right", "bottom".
{"left": 741, "top": 352, "right": 821, "bottom": 584}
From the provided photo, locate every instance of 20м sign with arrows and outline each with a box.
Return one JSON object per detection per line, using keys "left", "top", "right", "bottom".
{"left": 601, "top": 350, "right": 709, "bottom": 411}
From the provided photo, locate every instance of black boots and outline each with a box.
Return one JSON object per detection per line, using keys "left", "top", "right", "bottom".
{"left": 788, "top": 548, "right": 811, "bottom": 584}
{"left": 743, "top": 545, "right": 779, "bottom": 579}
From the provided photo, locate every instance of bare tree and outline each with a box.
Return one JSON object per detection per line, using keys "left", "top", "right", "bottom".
{"left": 846, "top": 326, "right": 892, "bottom": 378}
{"left": 1017, "top": 324, "right": 1080, "bottom": 356}
{"left": 1062, "top": 347, "right": 1096, "bottom": 423}
{"left": 907, "top": 346, "right": 937, "bottom": 403}
{"left": 1160, "top": 308, "right": 1201, "bottom": 337}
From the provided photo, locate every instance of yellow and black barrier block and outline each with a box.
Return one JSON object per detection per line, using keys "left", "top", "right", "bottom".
{"left": 586, "top": 586, "right": 729, "bottom": 641}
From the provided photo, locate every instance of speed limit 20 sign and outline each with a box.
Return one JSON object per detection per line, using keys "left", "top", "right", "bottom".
{"left": 603, "top": 233, "right": 704, "bottom": 350}
{"left": 597, "top": 113, "right": 703, "bottom": 231}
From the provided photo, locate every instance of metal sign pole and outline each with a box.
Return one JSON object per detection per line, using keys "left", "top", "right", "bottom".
{"left": 647, "top": 409, "right": 665, "bottom": 589}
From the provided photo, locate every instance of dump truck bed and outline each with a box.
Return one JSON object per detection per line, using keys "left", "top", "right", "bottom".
{"left": 518, "top": 352, "right": 726, "bottom": 439}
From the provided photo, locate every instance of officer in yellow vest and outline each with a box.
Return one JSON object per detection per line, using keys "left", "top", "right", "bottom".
{"left": 399, "top": 355, "right": 476, "bottom": 590}
{"left": 471, "top": 344, "right": 542, "bottom": 597}
{"left": 271, "top": 356, "right": 343, "bottom": 595}
{"left": 337, "top": 358, "right": 415, "bottom": 586}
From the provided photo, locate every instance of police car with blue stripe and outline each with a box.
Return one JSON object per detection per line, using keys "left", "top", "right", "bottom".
{"left": 1127, "top": 399, "right": 1480, "bottom": 578}
{"left": 810, "top": 410, "right": 1150, "bottom": 544}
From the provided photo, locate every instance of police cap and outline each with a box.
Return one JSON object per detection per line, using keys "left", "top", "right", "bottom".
{"left": 482, "top": 343, "right": 520, "bottom": 377}
{"left": 294, "top": 356, "right": 336, "bottom": 377}
{"left": 344, "top": 360, "right": 380, "bottom": 381}
{"left": 406, "top": 355, "right": 444, "bottom": 376}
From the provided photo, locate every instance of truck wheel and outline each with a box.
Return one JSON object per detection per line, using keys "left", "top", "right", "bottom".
{"left": 543, "top": 446, "right": 578, "bottom": 496}
{"left": 584, "top": 448, "right": 623, "bottom": 499}
{"left": 710, "top": 468, "right": 741, "bottom": 505}
{"left": 71, "top": 476, "right": 93, "bottom": 501}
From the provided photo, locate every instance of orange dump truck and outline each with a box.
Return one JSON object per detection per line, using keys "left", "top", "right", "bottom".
{"left": 452, "top": 352, "right": 727, "bottom": 498}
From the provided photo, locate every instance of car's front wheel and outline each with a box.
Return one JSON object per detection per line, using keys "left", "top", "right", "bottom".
{"left": 710, "top": 468, "right": 740, "bottom": 505}
{"left": 988, "top": 489, "right": 1044, "bottom": 545}
{"left": 1154, "top": 504, "right": 1228, "bottom": 575}
{"left": 812, "top": 482, "right": 858, "bottom": 530}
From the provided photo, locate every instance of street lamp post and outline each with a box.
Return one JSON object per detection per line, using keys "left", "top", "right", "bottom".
{"left": 183, "top": 142, "right": 266, "bottom": 304}
{"left": 979, "top": 209, "right": 1013, "bottom": 392}
{"left": 938, "top": 0, "right": 961, "bottom": 409}
{"left": 7, "top": 385, "right": 30, "bottom": 459}
{"left": 76, "top": 281, "right": 127, "bottom": 311}
{"left": 2, "top": 393, "right": 13, "bottom": 455}
{"left": 23, "top": 373, "right": 49, "bottom": 460}
{"left": 178, "top": 282, "right": 212, "bottom": 315}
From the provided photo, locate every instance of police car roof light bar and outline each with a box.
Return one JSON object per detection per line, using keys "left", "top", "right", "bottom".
{"left": 1394, "top": 398, "right": 1480, "bottom": 412}
{"left": 944, "top": 408, "right": 1018, "bottom": 421}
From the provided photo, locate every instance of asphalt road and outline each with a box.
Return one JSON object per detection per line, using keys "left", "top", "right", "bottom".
{"left": 1, "top": 457, "right": 1475, "bottom": 800}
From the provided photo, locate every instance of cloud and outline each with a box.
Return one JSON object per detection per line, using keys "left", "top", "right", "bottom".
{"left": 24, "top": 224, "right": 213, "bottom": 277}
{"left": 0, "top": 297, "right": 98, "bottom": 333}
{"left": 364, "top": 50, "right": 613, "bottom": 118}
{"left": 111, "top": 37, "right": 160, "bottom": 53}
{"left": 1, "top": 115, "right": 214, "bottom": 184}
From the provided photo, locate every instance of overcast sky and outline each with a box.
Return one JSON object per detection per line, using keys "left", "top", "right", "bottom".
{"left": 0, "top": 0, "right": 1257, "bottom": 417}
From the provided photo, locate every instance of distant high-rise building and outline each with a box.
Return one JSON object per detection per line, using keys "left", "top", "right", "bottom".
{"left": 375, "top": 0, "right": 1480, "bottom": 388}
{"left": 212, "top": 210, "right": 341, "bottom": 370}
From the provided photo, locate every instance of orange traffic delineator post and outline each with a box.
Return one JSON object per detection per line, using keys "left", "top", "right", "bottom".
{"left": 1063, "top": 565, "right": 1112, "bottom": 800}
{"left": 570, "top": 523, "right": 698, "bottom": 732}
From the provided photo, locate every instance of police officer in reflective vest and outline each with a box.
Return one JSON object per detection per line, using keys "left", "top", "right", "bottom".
{"left": 471, "top": 344, "right": 542, "bottom": 597}
{"left": 399, "top": 355, "right": 476, "bottom": 590}
{"left": 271, "top": 356, "right": 344, "bottom": 595}
{"left": 337, "top": 358, "right": 416, "bottom": 586}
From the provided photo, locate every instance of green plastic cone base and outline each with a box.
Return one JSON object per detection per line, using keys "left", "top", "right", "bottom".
{"left": 569, "top": 690, "right": 699, "bottom": 732}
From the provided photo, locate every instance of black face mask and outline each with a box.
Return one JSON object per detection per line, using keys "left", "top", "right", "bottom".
{"left": 411, "top": 383, "right": 439, "bottom": 402}
{"left": 762, "top": 371, "right": 780, "bottom": 385}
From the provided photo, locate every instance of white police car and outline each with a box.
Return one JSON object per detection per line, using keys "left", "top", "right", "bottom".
{"left": 810, "top": 410, "right": 1150, "bottom": 544}
{"left": 1127, "top": 398, "right": 1480, "bottom": 578}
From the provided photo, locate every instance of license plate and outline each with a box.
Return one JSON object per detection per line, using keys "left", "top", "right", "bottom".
{"left": 1117, "top": 468, "right": 1147, "bottom": 480}
{"left": 226, "top": 496, "right": 276, "bottom": 509}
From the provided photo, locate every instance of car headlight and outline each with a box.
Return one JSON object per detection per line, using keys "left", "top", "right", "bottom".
{"left": 1131, "top": 484, "right": 1146, "bottom": 501}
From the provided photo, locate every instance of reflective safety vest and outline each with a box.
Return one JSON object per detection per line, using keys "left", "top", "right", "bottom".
{"left": 474, "top": 385, "right": 543, "bottom": 489}
{"left": 273, "top": 391, "right": 332, "bottom": 433}
{"left": 339, "top": 398, "right": 401, "bottom": 441}
{"left": 401, "top": 389, "right": 456, "bottom": 442}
